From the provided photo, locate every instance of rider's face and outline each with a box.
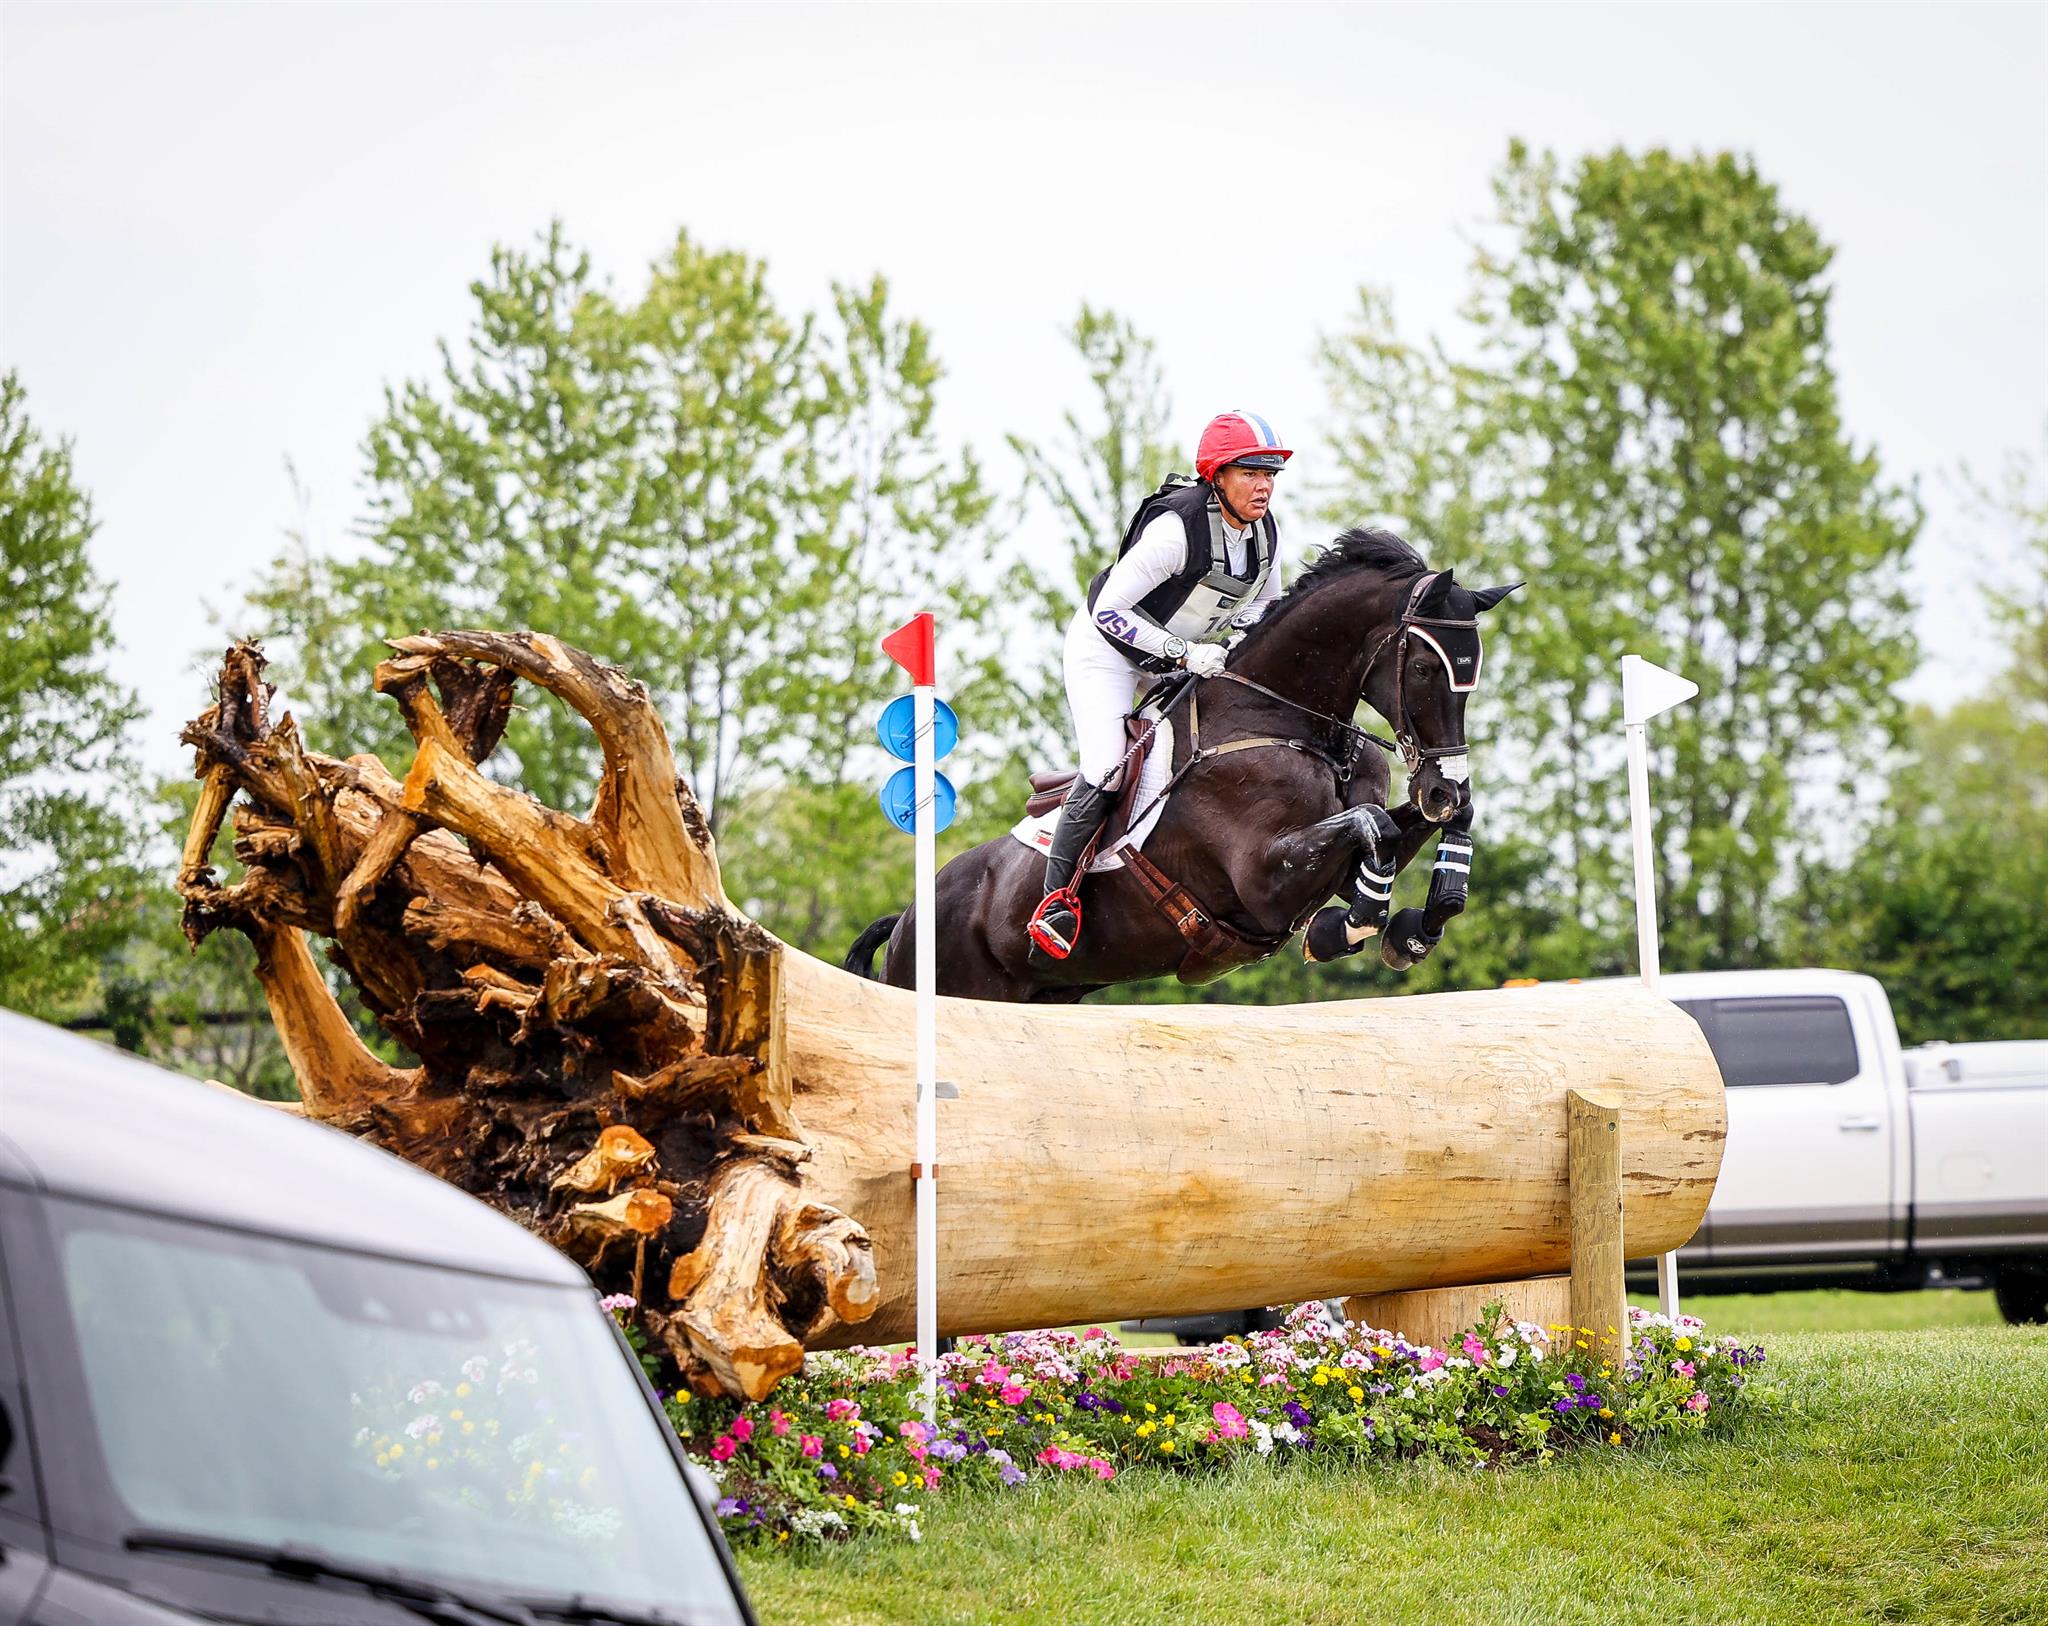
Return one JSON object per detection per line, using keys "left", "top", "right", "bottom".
{"left": 1215, "top": 464, "right": 1277, "bottom": 523}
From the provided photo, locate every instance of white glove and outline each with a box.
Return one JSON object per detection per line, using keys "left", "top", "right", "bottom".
{"left": 1182, "top": 643, "right": 1228, "bottom": 678}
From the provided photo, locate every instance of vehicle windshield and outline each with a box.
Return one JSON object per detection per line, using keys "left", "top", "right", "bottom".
{"left": 35, "top": 1196, "right": 740, "bottom": 1621}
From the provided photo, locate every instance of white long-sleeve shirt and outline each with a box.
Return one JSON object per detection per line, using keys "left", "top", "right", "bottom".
{"left": 1087, "top": 510, "right": 1283, "bottom": 661}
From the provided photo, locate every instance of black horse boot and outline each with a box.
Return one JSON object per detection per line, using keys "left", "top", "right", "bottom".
{"left": 1027, "top": 776, "right": 1116, "bottom": 962}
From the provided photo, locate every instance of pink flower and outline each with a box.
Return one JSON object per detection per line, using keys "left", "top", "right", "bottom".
{"left": 1259, "top": 1372, "right": 1288, "bottom": 1387}
{"left": 730, "top": 1416, "right": 754, "bottom": 1443}
{"left": 1684, "top": 1391, "right": 1710, "bottom": 1414}
{"left": 799, "top": 1433, "right": 822, "bottom": 1458}
{"left": 709, "top": 1435, "right": 737, "bottom": 1462}
{"left": 825, "top": 1398, "right": 860, "bottom": 1423}
{"left": 921, "top": 1465, "right": 941, "bottom": 1489}
{"left": 1000, "top": 1383, "right": 1028, "bottom": 1406}
{"left": 1210, "top": 1402, "right": 1249, "bottom": 1439}
{"left": 1418, "top": 1351, "right": 1446, "bottom": 1373}
{"left": 852, "top": 1432, "right": 872, "bottom": 1456}
{"left": 1091, "top": 1457, "right": 1115, "bottom": 1480}
{"left": 1673, "top": 1360, "right": 1696, "bottom": 1378}
{"left": 980, "top": 1361, "right": 1009, "bottom": 1387}
{"left": 1462, "top": 1335, "right": 1489, "bottom": 1365}
{"left": 769, "top": 1410, "right": 790, "bottom": 1437}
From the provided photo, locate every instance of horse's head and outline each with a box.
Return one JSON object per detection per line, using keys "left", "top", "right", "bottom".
{"left": 1374, "top": 569, "right": 1521, "bottom": 824}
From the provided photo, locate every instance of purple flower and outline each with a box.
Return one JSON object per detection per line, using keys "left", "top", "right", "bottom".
{"left": 1000, "top": 1463, "right": 1026, "bottom": 1486}
{"left": 817, "top": 1463, "right": 839, "bottom": 1481}
{"left": 1553, "top": 1399, "right": 1574, "bottom": 1414}
{"left": 1490, "top": 1384, "right": 1510, "bottom": 1398}
{"left": 1283, "top": 1401, "right": 1313, "bottom": 1430}
{"left": 715, "top": 1497, "right": 746, "bottom": 1517}
{"left": 1565, "top": 1372, "right": 1588, "bottom": 1394}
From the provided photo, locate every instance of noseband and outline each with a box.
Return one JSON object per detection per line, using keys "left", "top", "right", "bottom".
{"left": 1363, "top": 571, "right": 1482, "bottom": 776}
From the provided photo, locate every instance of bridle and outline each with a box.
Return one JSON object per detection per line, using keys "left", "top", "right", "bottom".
{"left": 1357, "top": 570, "right": 1482, "bottom": 776}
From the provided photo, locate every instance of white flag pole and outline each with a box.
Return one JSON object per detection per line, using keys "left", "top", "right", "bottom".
{"left": 913, "top": 677, "right": 939, "bottom": 1423}
{"left": 1621, "top": 654, "right": 1698, "bottom": 1322}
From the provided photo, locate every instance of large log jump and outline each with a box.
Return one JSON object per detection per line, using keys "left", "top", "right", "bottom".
{"left": 175, "top": 635, "right": 1725, "bottom": 1401}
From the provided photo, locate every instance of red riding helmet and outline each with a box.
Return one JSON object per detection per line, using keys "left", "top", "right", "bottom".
{"left": 1195, "top": 411, "right": 1293, "bottom": 482}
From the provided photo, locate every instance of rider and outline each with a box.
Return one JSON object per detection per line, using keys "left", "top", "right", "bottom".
{"left": 1026, "top": 411, "right": 1291, "bottom": 961}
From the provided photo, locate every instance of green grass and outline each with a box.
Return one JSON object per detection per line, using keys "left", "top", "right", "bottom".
{"left": 1631, "top": 1286, "right": 2005, "bottom": 1336}
{"left": 738, "top": 1308, "right": 2048, "bottom": 1625}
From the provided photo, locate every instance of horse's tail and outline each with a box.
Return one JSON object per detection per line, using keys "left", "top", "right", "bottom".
{"left": 843, "top": 913, "right": 902, "bottom": 981}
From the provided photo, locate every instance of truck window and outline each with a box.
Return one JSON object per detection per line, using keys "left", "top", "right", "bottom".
{"left": 1676, "top": 995, "right": 1860, "bottom": 1087}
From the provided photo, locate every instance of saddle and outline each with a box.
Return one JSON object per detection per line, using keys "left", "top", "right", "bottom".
{"left": 1020, "top": 690, "right": 1308, "bottom": 985}
{"left": 1021, "top": 713, "right": 1160, "bottom": 850}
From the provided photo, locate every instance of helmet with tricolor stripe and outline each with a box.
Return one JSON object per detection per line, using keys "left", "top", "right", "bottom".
{"left": 1194, "top": 411, "right": 1293, "bottom": 482}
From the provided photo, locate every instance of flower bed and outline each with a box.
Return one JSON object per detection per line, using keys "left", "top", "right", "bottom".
{"left": 636, "top": 1301, "right": 1776, "bottom": 1550}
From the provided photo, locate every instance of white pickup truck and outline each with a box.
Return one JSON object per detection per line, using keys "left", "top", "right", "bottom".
{"left": 1636, "top": 968, "right": 2048, "bottom": 1323}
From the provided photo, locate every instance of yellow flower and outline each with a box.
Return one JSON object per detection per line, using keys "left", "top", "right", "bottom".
{"left": 558, "top": 1443, "right": 572, "bottom": 1455}
{"left": 1241, "top": 1372, "right": 1254, "bottom": 1384}
{"left": 1575, "top": 1339, "right": 1590, "bottom": 1350}
{"left": 375, "top": 1451, "right": 391, "bottom": 1467}
{"left": 893, "top": 1471, "right": 908, "bottom": 1487}
{"left": 528, "top": 1459, "right": 545, "bottom": 1475}
{"left": 425, "top": 1457, "right": 439, "bottom": 1470}
{"left": 448, "top": 1408, "right": 464, "bottom": 1421}
{"left": 1598, "top": 1408, "right": 1613, "bottom": 1419}
{"left": 1675, "top": 1337, "right": 1693, "bottom": 1352}
{"left": 1136, "top": 1422, "right": 1156, "bottom": 1438}
{"left": 778, "top": 1531, "right": 789, "bottom": 1543}
{"left": 462, "top": 1422, "right": 475, "bottom": 1435}
{"left": 389, "top": 1444, "right": 405, "bottom": 1459}
{"left": 454, "top": 1383, "right": 471, "bottom": 1398}
{"left": 1375, "top": 1346, "right": 1395, "bottom": 1357}
{"left": 1348, "top": 1386, "right": 1364, "bottom": 1402}
{"left": 427, "top": 1432, "right": 442, "bottom": 1447}
{"left": 1312, "top": 1372, "right": 1330, "bottom": 1387}
{"left": 1609, "top": 1431, "right": 1623, "bottom": 1446}
{"left": 1144, "top": 1403, "right": 1157, "bottom": 1414}
{"left": 1159, "top": 1440, "right": 1176, "bottom": 1454}
{"left": 843, "top": 1494, "right": 858, "bottom": 1509}
{"left": 838, "top": 1444, "right": 850, "bottom": 1459}
{"left": 1163, "top": 1414, "right": 1176, "bottom": 1426}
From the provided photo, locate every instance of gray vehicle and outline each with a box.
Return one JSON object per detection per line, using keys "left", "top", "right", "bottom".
{"left": 0, "top": 1010, "right": 753, "bottom": 1626}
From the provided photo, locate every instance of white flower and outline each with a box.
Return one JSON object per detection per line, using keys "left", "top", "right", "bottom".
{"left": 1338, "top": 1349, "right": 1368, "bottom": 1370}
{"left": 404, "top": 1413, "right": 440, "bottom": 1440}
{"left": 1495, "top": 1346, "right": 1518, "bottom": 1368}
{"left": 1274, "top": 1421, "right": 1304, "bottom": 1446}
{"left": 1248, "top": 1419, "right": 1275, "bottom": 1457}
{"left": 406, "top": 1381, "right": 446, "bottom": 1405}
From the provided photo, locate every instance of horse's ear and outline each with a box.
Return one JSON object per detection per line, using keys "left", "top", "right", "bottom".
{"left": 1471, "top": 582, "right": 1524, "bottom": 614}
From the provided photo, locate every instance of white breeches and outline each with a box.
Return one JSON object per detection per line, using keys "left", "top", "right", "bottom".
{"left": 1062, "top": 609, "right": 1148, "bottom": 785}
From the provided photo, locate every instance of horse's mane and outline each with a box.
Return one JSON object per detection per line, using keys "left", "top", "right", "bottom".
{"left": 1240, "top": 526, "right": 1430, "bottom": 645}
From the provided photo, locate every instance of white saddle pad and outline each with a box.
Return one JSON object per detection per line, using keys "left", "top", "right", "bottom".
{"left": 1007, "top": 719, "right": 1174, "bottom": 873}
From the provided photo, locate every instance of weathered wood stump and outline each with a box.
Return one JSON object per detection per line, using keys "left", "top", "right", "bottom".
{"left": 176, "top": 634, "right": 1725, "bottom": 1401}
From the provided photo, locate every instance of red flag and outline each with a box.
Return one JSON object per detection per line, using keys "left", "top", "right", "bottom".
{"left": 881, "top": 612, "right": 936, "bottom": 687}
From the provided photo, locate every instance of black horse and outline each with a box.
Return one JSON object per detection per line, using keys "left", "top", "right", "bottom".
{"left": 846, "top": 528, "right": 1518, "bottom": 1002}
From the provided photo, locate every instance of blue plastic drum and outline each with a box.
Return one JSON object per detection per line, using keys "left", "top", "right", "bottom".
{"left": 878, "top": 766, "right": 957, "bottom": 834}
{"left": 876, "top": 694, "right": 960, "bottom": 763}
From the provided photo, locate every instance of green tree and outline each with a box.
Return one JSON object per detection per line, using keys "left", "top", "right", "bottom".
{"left": 1790, "top": 433, "right": 2048, "bottom": 1040}
{"left": 1323, "top": 144, "right": 1920, "bottom": 973}
{"left": 0, "top": 372, "right": 148, "bottom": 1019}
{"left": 239, "top": 226, "right": 1013, "bottom": 956}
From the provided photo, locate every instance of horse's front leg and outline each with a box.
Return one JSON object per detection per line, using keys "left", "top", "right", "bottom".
{"left": 1301, "top": 803, "right": 1438, "bottom": 963}
{"left": 1379, "top": 802, "right": 1476, "bottom": 970}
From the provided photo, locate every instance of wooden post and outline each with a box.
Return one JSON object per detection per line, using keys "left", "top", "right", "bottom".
{"left": 1567, "top": 1088, "right": 1626, "bottom": 1371}
{"left": 1345, "top": 1277, "right": 1569, "bottom": 1351}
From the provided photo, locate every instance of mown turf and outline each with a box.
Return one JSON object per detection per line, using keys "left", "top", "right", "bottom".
{"left": 737, "top": 1318, "right": 2048, "bottom": 1626}
{"left": 1633, "top": 1286, "right": 2004, "bottom": 1336}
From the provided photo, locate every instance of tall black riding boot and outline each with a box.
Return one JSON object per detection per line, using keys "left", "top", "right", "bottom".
{"left": 1027, "top": 776, "right": 1116, "bottom": 961}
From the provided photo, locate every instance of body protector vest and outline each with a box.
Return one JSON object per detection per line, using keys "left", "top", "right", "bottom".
{"left": 1085, "top": 475, "right": 1279, "bottom": 672}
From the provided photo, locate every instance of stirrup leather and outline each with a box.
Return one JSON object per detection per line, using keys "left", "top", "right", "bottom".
{"left": 1027, "top": 887, "right": 1084, "bottom": 960}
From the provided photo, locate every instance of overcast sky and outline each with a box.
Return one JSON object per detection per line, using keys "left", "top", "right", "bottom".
{"left": 3, "top": 0, "right": 2043, "bottom": 781}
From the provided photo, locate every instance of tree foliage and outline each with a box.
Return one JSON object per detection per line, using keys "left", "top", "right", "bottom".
{"left": 0, "top": 372, "right": 148, "bottom": 1018}
{"left": 1323, "top": 144, "right": 1920, "bottom": 973}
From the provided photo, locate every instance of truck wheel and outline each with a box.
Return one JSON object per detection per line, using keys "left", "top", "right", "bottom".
{"left": 1992, "top": 1265, "right": 2048, "bottom": 1325}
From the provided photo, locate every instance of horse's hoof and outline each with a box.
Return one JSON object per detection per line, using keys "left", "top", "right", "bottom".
{"left": 1380, "top": 908, "right": 1440, "bottom": 971}
{"left": 1303, "top": 906, "right": 1363, "bottom": 964}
